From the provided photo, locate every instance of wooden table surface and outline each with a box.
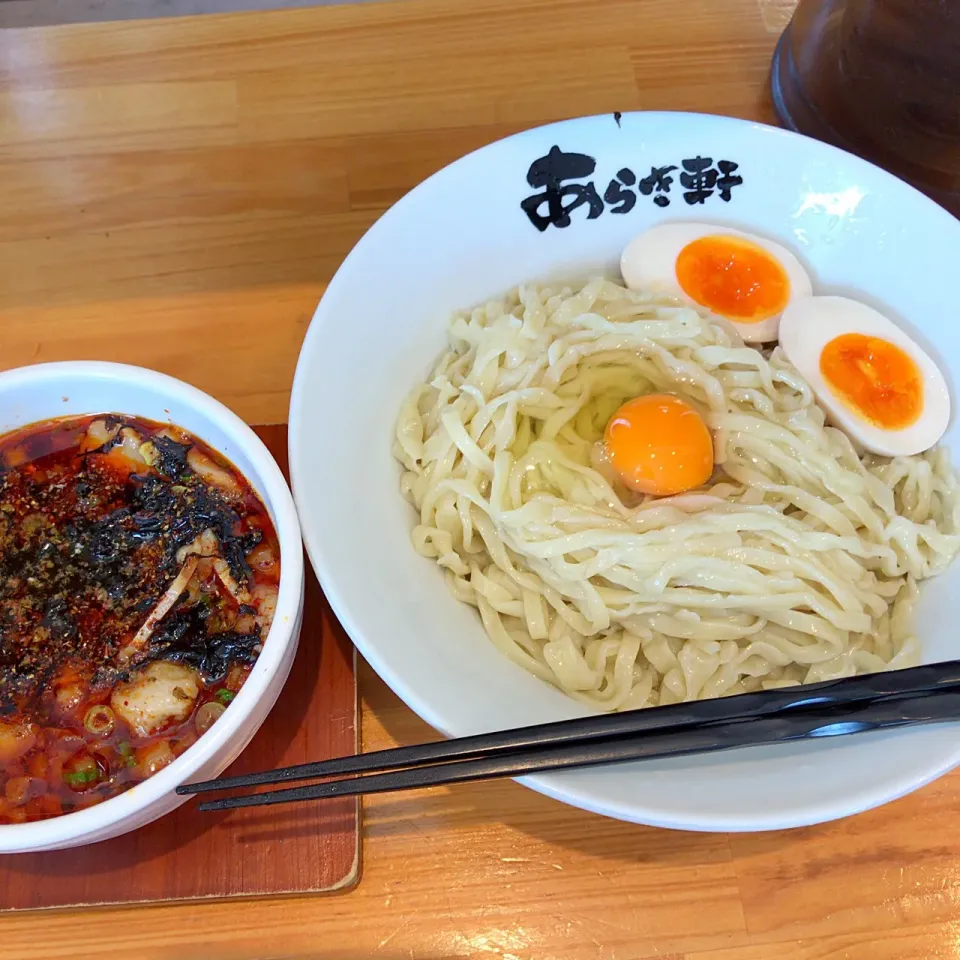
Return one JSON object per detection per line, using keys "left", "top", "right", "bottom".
{"left": 3, "top": 1, "right": 960, "bottom": 958}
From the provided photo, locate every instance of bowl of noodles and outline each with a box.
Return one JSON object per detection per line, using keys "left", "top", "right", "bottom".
{"left": 289, "top": 112, "right": 960, "bottom": 831}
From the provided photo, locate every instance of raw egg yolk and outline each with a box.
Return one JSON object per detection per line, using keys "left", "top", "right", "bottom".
{"left": 675, "top": 234, "right": 790, "bottom": 323}
{"left": 819, "top": 333, "right": 923, "bottom": 430}
{"left": 604, "top": 394, "right": 714, "bottom": 496}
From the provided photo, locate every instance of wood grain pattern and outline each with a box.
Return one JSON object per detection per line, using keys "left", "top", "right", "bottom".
{"left": 0, "top": 0, "right": 780, "bottom": 425}
{"left": 9, "top": 1, "right": 960, "bottom": 958}
{"left": 0, "top": 0, "right": 378, "bottom": 30}
{"left": 0, "top": 425, "right": 359, "bottom": 909}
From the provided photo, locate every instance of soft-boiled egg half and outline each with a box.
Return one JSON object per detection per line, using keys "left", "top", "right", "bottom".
{"left": 621, "top": 222, "right": 813, "bottom": 343}
{"left": 779, "top": 296, "right": 951, "bottom": 457}
{"left": 604, "top": 393, "right": 714, "bottom": 496}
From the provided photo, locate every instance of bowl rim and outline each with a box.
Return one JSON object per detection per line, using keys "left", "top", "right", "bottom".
{"left": 289, "top": 110, "right": 960, "bottom": 832}
{"left": 0, "top": 360, "right": 304, "bottom": 851}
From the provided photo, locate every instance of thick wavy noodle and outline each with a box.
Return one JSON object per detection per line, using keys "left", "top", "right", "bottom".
{"left": 393, "top": 278, "right": 960, "bottom": 711}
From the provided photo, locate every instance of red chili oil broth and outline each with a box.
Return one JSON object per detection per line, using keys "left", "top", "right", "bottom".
{"left": 0, "top": 414, "right": 280, "bottom": 823}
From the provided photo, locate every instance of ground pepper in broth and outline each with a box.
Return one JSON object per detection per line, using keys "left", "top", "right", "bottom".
{"left": 0, "top": 415, "right": 280, "bottom": 823}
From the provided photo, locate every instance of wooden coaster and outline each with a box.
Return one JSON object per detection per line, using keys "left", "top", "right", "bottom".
{"left": 0, "top": 424, "right": 360, "bottom": 910}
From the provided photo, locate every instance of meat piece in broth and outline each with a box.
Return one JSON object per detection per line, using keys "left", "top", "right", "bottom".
{"left": 111, "top": 662, "right": 202, "bottom": 738}
{"left": 79, "top": 418, "right": 120, "bottom": 453}
{"left": 0, "top": 723, "right": 36, "bottom": 764}
{"left": 187, "top": 447, "right": 243, "bottom": 498}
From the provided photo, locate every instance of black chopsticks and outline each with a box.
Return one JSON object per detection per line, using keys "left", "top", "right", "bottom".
{"left": 177, "top": 659, "right": 960, "bottom": 812}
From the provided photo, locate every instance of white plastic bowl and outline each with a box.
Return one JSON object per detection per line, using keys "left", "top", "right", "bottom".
{"left": 289, "top": 111, "right": 960, "bottom": 832}
{"left": 0, "top": 361, "right": 303, "bottom": 853}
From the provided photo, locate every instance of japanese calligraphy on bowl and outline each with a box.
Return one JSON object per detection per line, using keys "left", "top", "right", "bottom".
{"left": 520, "top": 145, "right": 744, "bottom": 232}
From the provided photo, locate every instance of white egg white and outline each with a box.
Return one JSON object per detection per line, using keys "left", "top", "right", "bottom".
{"left": 779, "top": 295, "right": 951, "bottom": 457}
{"left": 620, "top": 222, "right": 813, "bottom": 343}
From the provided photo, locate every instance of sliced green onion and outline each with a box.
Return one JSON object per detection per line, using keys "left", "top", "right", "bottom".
{"left": 214, "top": 689, "right": 236, "bottom": 705}
{"left": 195, "top": 700, "right": 226, "bottom": 734}
{"left": 118, "top": 741, "right": 136, "bottom": 768}
{"left": 84, "top": 704, "right": 116, "bottom": 737}
{"left": 63, "top": 768, "right": 100, "bottom": 787}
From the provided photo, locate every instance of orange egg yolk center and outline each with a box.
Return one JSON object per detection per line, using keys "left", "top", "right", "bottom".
{"left": 675, "top": 234, "right": 790, "bottom": 323}
{"left": 819, "top": 333, "right": 923, "bottom": 430}
{"left": 604, "top": 394, "right": 714, "bottom": 497}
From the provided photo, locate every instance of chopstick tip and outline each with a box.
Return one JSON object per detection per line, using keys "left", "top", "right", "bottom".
{"left": 176, "top": 783, "right": 201, "bottom": 795}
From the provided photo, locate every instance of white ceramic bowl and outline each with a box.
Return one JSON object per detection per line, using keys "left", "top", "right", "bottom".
{"left": 289, "top": 112, "right": 960, "bottom": 831}
{"left": 0, "top": 361, "right": 303, "bottom": 852}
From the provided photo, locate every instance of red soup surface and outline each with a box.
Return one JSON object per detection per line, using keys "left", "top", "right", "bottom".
{"left": 0, "top": 415, "right": 280, "bottom": 823}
